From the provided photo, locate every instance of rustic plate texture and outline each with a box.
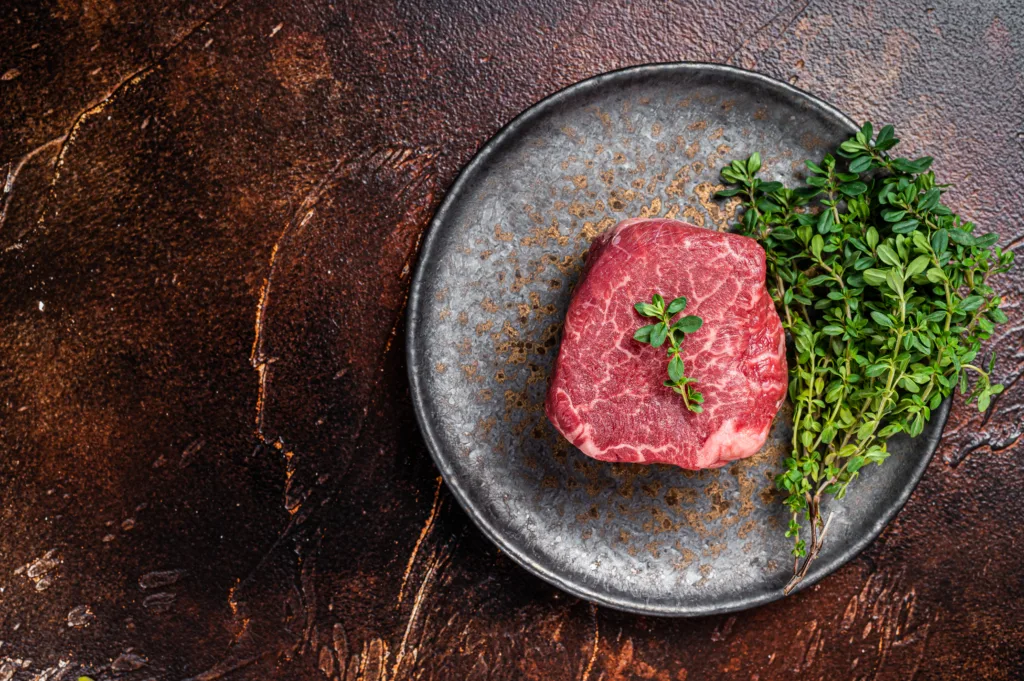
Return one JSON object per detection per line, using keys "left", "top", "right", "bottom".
{"left": 407, "top": 63, "right": 949, "bottom": 616}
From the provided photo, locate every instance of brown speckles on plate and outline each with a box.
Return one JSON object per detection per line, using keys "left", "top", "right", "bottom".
{"left": 408, "top": 64, "right": 949, "bottom": 616}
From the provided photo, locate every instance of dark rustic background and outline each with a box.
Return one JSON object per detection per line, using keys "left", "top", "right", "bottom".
{"left": 2, "top": 0, "right": 1022, "bottom": 679}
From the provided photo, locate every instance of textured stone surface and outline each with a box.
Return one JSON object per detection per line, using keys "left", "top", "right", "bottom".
{"left": 1, "top": 0, "right": 1022, "bottom": 679}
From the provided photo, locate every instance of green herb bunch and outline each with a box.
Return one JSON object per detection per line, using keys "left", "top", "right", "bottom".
{"left": 633, "top": 294, "right": 705, "bottom": 412}
{"left": 716, "top": 123, "right": 1014, "bottom": 592}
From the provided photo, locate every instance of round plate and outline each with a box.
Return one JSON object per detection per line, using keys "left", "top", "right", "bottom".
{"left": 407, "top": 63, "right": 949, "bottom": 616}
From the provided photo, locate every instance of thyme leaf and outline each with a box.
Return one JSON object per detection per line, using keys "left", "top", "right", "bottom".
{"left": 717, "top": 121, "right": 1014, "bottom": 592}
{"left": 633, "top": 294, "right": 704, "bottom": 413}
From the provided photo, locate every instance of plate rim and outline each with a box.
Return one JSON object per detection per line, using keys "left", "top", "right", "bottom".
{"left": 406, "top": 61, "right": 951, "bottom": 616}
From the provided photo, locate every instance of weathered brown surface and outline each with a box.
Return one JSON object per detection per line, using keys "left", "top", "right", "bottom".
{"left": 1, "top": 0, "right": 1022, "bottom": 678}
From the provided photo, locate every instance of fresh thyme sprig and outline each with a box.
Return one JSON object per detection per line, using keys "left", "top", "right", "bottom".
{"left": 717, "top": 122, "right": 1014, "bottom": 593}
{"left": 633, "top": 294, "right": 705, "bottom": 412}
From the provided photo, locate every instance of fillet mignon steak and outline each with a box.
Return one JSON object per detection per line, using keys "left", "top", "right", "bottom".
{"left": 545, "top": 218, "right": 787, "bottom": 469}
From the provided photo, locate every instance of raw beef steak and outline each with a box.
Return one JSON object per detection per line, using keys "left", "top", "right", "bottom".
{"left": 546, "top": 218, "right": 787, "bottom": 469}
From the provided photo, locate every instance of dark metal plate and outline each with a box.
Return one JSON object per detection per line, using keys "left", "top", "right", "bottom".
{"left": 407, "top": 63, "right": 949, "bottom": 616}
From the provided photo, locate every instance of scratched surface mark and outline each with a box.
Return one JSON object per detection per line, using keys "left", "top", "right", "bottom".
{"left": 1, "top": 0, "right": 1023, "bottom": 678}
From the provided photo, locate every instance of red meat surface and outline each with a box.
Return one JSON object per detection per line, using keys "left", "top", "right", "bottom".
{"left": 545, "top": 218, "right": 787, "bottom": 469}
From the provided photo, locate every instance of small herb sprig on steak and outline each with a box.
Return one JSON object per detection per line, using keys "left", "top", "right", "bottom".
{"left": 716, "top": 123, "right": 1014, "bottom": 593}
{"left": 633, "top": 294, "right": 705, "bottom": 413}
